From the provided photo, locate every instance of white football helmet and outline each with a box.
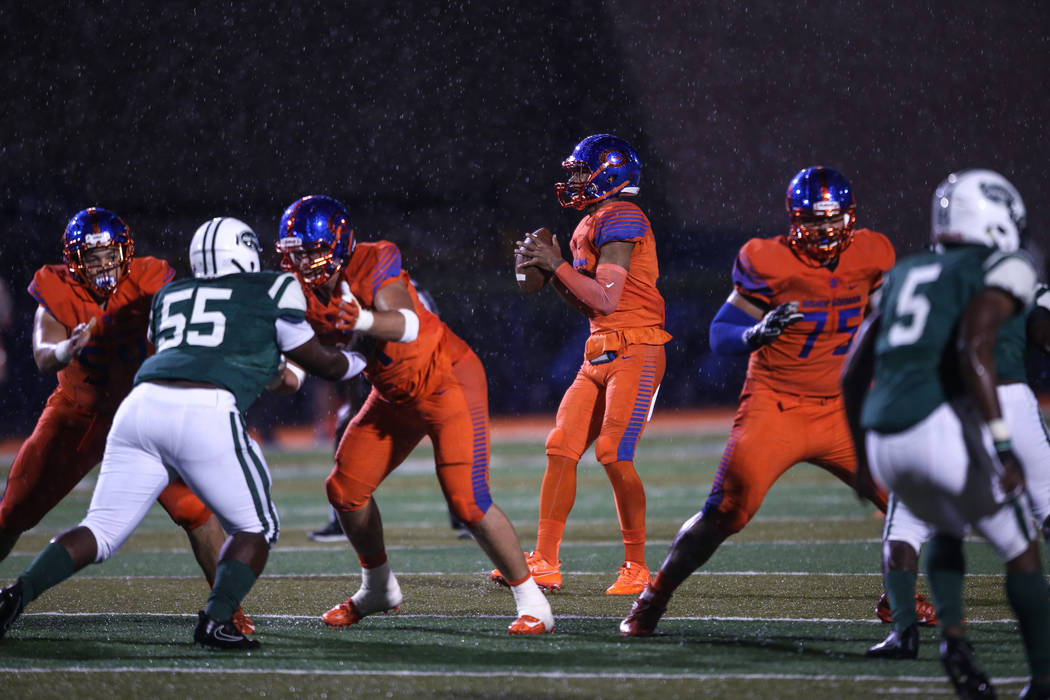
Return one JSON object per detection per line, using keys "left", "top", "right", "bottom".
{"left": 190, "top": 217, "right": 262, "bottom": 278}
{"left": 931, "top": 169, "right": 1026, "bottom": 252}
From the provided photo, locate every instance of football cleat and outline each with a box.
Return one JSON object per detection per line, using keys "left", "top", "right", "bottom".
{"left": 0, "top": 580, "right": 25, "bottom": 640}
{"left": 939, "top": 636, "right": 994, "bottom": 699}
{"left": 785, "top": 166, "right": 856, "bottom": 265}
{"left": 307, "top": 516, "right": 346, "bottom": 543}
{"left": 866, "top": 623, "right": 919, "bottom": 659}
{"left": 619, "top": 584, "right": 670, "bottom": 637}
{"left": 490, "top": 551, "right": 562, "bottom": 591}
{"left": 321, "top": 598, "right": 400, "bottom": 628}
{"left": 507, "top": 614, "right": 553, "bottom": 635}
{"left": 605, "top": 561, "right": 652, "bottom": 596}
{"left": 876, "top": 592, "right": 940, "bottom": 627}
{"left": 231, "top": 607, "right": 255, "bottom": 636}
{"left": 193, "top": 610, "right": 259, "bottom": 650}
{"left": 322, "top": 571, "right": 403, "bottom": 628}
{"left": 63, "top": 207, "right": 134, "bottom": 298}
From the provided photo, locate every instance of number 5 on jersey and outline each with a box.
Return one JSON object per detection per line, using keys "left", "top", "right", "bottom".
{"left": 154, "top": 287, "right": 233, "bottom": 351}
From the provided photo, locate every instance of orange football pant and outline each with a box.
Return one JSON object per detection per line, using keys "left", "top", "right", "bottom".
{"left": 0, "top": 392, "right": 212, "bottom": 534}
{"left": 702, "top": 386, "right": 887, "bottom": 535}
{"left": 327, "top": 338, "right": 493, "bottom": 526}
{"left": 538, "top": 343, "right": 665, "bottom": 564}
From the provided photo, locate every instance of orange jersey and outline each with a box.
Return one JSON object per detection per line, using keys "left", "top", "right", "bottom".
{"left": 28, "top": 257, "right": 174, "bottom": 414}
{"left": 304, "top": 241, "right": 448, "bottom": 403}
{"left": 732, "top": 229, "right": 894, "bottom": 396}
{"left": 568, "top": 200, "right": 671, "bottom": 347}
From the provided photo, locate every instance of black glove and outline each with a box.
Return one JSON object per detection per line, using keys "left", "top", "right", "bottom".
{"left": 743, "top": 301, "right": 804, "bottom": 350}
{"left": 996, "top": 443, "right": 1025, "bottom": 499}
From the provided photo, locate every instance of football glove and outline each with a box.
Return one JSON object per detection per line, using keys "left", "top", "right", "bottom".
{"left": 742, "top": 301, "right": 803, "bottom": 350}
{"left": 325, "top": 282, "right": 375, "bottom": 332}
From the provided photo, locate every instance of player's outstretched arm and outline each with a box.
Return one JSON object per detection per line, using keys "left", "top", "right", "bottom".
{"left": 32, "top": 306, "right": 96, "bottom": 372}
{"left": 329, "top": 280, "right": 419, "bottom": 344}
{"left": 709, "top": 291, "right": 802, "bottom": 354}
{"left": 285, "top": 336, "right": 366, "bottom": 383}
{"left": 959, "top": 287, "right": 1026, "bottom": 495}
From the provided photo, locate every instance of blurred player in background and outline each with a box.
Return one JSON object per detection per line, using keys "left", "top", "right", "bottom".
{"left": 493, "top": 134, "right": 670, "bottom": 596}
{"left": 277, "top": 195, "right": 552, "bottom": 634}
{"left": 866, "top": 283, "right": 1050, "bottom": 662}
{"left": 0, "top": 276, "right": 12, "bottom": 384}
{"left": 306, "top": 280, "right": 472, "bottom": 542}
{"left": 842, "top": 170, "right": 1050, "bottom": 699}
{"left": 0, "top": 208, "right": 253, "bottom": 634}
{"left": 621, "top": 167, "right": 894, "bottom": 635}
{"left": 0, "top": 217, "right": 366, "bottom": 649}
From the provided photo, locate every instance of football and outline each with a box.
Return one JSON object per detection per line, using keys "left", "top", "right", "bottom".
{"left": 515, "top": 227, "right": 554, "bottom": 294}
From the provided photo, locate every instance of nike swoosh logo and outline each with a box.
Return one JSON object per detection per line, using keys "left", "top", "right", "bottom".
{"left": 605, "top": 282, "right": 615, "bottom": 288}
{"left": 214, "top": 628, "right": 244, "bottom": 642}
{"left": 523, "top": 619, "right": 543, "bottom": 629}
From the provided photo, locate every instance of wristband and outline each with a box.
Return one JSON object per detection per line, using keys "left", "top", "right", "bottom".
{"left": 54, "top": 339, "right": 73, "bottom": 364}
{"left": 340, "top": 350, "right": 367, "bottom": 381}
{"left": 286, "top": 361, "right": 306, "bottom": 388}
{"left": 355, "top": 308, "right": 375, "bottom": 332}
{"left": 397, "top": 309, "right": 419, "bottom": 343}
{"left": 987, "top": 418, "right": 1011, "bottom": 444}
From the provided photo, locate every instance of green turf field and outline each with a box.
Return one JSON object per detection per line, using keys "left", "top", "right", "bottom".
{"left": 0, "top": 426, "right": 1037, "bottom": 698}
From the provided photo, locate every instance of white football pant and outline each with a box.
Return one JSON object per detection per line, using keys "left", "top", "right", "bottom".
{"left": 81, "top": 382, "right": 280, "bottom": 562}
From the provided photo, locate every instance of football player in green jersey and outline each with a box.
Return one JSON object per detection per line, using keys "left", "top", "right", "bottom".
{"left": 0, "top": 218, "right": 368, "bottom": 650}
{"left": 843, "top": 170, "right": 1050, "bottom": 699}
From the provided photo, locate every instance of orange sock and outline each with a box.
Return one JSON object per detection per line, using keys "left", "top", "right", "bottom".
{"left": 603, "top": 460, "right": 646, "bottom": 562}
{"left": 536, "top": 455, "right": 578, "bottom": 561}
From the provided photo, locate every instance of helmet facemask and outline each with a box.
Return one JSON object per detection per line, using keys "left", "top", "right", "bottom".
{"left": 65, "top": 236, "right": 133, "bottom": 298}
{"left": 555, "top": 136, "right": 642, "bottom": 210}
{"left": 788, "top": 209, "right": 856, "bottom": 265}
{"left": 277, "top": 237, "right": 343, "bottom": 288}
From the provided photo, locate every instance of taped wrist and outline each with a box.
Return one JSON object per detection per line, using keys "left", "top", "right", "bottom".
{"left": 397, "top": 309, "right": 419, "bottom": 342}
{"left": 53, "top": 339, "right": 73, "bottom": 365}
{"left": 340, "top": 350, "right": 367, "bottom": 381}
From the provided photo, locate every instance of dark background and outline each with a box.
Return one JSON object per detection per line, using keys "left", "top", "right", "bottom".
{"left": 2, "top": 2, "right": 1049, "bottom": 437}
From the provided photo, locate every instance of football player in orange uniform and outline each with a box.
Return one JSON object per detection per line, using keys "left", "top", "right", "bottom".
{"left": 493, "top": 134, "right": 671, "bottom": 595}
{"left": 0, "top": 208, "right": 252, "bottom": 633}
{"left": 276, "top": 195, "right": 553, "bottom": 635}
{"left": 621, "top": 167, "right": 894, "bottom": 636}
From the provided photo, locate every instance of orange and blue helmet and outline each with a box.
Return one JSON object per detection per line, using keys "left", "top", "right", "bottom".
{"left": 785, "top": 166, "right": 856, "bottom": 264}
{"left": 276, "top": 195, "right": 354, "bottom": 287}
{"left": 62, "top": 207, "right": 134, "bottom": 297}
{"left": 555, "top": 134, "right": 642, "bottom": 210}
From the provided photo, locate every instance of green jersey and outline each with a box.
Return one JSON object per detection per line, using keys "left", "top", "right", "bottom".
{"left": 136, "top": 271, "right": 308, "bottom": 412}
{"left": 861, "top": 245, "right": 1036, "bottom": 433}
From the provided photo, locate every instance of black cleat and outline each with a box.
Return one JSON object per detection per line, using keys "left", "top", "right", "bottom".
{"left": 193, "top": 610, "right": 260, "bottom": 650}
{"left": 866, "top": 623, "right": 919, "bottom": 659}
{"left": 939, "top": 636, "right": 994, "bottom": 699}
{"left": 1020, "top": 679, "right": 1050, "bottom": 699}
{"left": 0, "top": 580, "right": 25, "bottom": 640}
{"left": 307, "top": 518, "right": 345, "bottom": 543}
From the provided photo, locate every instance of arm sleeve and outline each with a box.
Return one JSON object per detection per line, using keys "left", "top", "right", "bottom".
{"left": 553, "top": 262, "right": 627, "bottom": 316}
{"left": 275, "top": 316, "right": 317, "bottom": 352}
{"left": 709, "top": 301, "right": 756, "bottom": 355}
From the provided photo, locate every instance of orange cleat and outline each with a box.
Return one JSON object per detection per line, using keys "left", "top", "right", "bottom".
{"left": 605, "top": 561, "right": 651, "bottom": 596}
{"left": 490, "top": 551, "right": 562, "bottom": 591}
{"left": 507, "top": 614, "right": 553, "bottom": 635}
{"left": 231, "top": 607, "right": 255, "bottom": 635}
{"left": 619, "top": 584, "right": 670, "bottom": 637}
{"left": 876, "top": 592, "right": 940, "bottom": 627}
{"left": 322, "top": 597, "right": 399, "bottom": 628}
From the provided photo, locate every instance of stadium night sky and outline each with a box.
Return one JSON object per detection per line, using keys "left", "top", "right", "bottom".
{"left": 2, "top": 2, "right": 1048, "bottom": 429}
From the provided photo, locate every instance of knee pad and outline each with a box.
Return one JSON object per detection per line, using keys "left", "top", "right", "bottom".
{"left": 164, "top": 493, "right": 212, "bottom": 531}
{"left": 446, "top": 494, "right": 485, "bottom": 527}
{"left": 595, "top": 434, "right": 621, "bottom": 465}
{"left": 325, "top": 470, "right": 372, "bottom": 512}
{"left": 545, "top": 426, "right": 578, "bottom": 459}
